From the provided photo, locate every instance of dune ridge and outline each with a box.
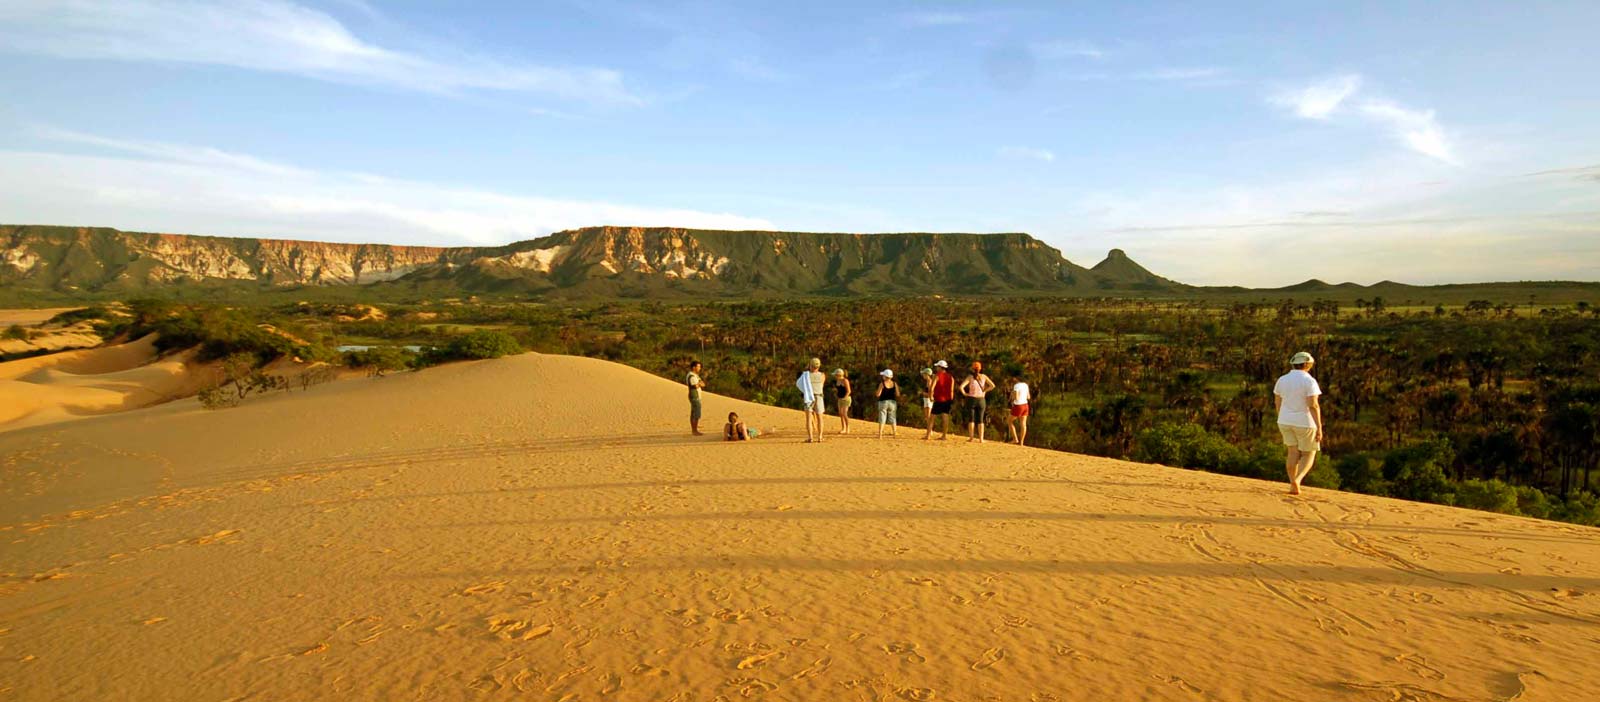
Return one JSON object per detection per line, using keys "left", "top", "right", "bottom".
{"left": 0, "top": 353, "right": 1596, "bottom": 700}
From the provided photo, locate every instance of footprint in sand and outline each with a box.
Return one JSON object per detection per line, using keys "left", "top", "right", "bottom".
{"left": 789, "top": 657, "right": 832, "bottom": 681}
{"left": 736, "top": 651, "right": 782, "bottom": 670}
{"left": 486, "top": 617, "right": 553, "bottom": 641}
{"left": 1155, "top": 675, "right": 1204, "bottom": 694}
{"left": 883, "top": 642, "right": 927, "bottom": 664}
{"left": 970, "top": 647, "right": 1005, "bottom": 671}
{"left": 1393, "top": 653, "right": 1445, "bottom": 681}
{"left": 1550, "top": 587, "right": 1585, "bottom": 600}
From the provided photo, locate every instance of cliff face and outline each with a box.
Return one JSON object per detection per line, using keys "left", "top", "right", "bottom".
{"left": 0, "top": 224, "right": 1180, "bottom": 297}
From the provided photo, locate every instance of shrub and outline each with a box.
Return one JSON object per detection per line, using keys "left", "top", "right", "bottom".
{"left": 1383, "top": 438, "right": 1457, "bottom": 504}
{"left": 1335, "top": 453, "right": 1386, "bottom": 495}
{"left": 1133, "top": 423, "right": 1250, "bottom": 475}
{"left": 344, "top": 346, "right": 415, "bottom": 376}
{"left": 1513, "top": 485, "right": 1553, "bottom": 519}
{"left": 1453, "top": 479, "right": 1520, "bottom": 515}
{"left": 198, "top": 352, "right": 286, "bottom": 409}
{"left": 1552, "top": 492, "right": 1600, "bottom": 526}
{"left": 3, "top": 324, "right": 25, "bottom": 341}
{"left": 440, "top": 330, "right": 522, "bottom": 360}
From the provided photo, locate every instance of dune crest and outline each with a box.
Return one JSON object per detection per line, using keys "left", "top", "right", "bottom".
{"left": 0, "top": 353, "right": 1596, "bottom": 700}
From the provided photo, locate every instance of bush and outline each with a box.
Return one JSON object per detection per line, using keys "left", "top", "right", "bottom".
{"left": 439, "top": 330, "right": 522, "bottom": 361}
{"left": 1552, "top": 492, "right": 1600, "bottom": 526}
{"left": 3, "top": 324, "right": 25, "bottom": 341}
{"left": 1336, "top": 453, "right": 1387, "bottom": 495}
{"left": 1453, "top": 479, "right": 1520, "bottom": 515}
{"left": 1383, "top": 438, "right": 1457, "bottom": 504}
{"left": 1513, "top": 485, "right": 1553, "bottom": 519}
{"left": 198, "top": 352, "right": 286, "bottom": 409}
{"left": 344, "top": 346, "right": 415, "bottom": 376}
{"left": 1133, "top": 423, "right": 1250, "bottom": 475}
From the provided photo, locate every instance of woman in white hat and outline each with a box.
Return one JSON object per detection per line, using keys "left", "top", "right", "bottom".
{"left": 1274, "top": 351, "right": 1323, "bottom": 495}
{"left": 875, "top": 368, "right": 899, "bottom": 438}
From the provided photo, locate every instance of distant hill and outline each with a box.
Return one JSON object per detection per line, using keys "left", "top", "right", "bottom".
{"left": 0, "top": 224, "right": 1182, "bottom": 298}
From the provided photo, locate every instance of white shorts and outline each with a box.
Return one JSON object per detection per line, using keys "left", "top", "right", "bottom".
{"left": 1278, "top": 424, "right": 1319, "bottom": 452}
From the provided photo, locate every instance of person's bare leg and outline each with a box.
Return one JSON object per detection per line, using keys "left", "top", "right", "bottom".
{"left": 805, "top": 409, "right": 814, "bottom": 443}
{"left": 1018, "top": 415, "right": 1028, "bottom": 446}
{"left": 1295, "top": 451, "right": 1319, "bottom": 486}
{"left": 978, "top": 420, "right": 985, "bottom": 444}
{"left": 1285, "top": 446, "right": 1303, "bottom": 494}
{"left": 941, "top": 414, "right": 950, "bottom": 439}
{"left": 1006, "top": 417, "right": 1017, "bottom": 444}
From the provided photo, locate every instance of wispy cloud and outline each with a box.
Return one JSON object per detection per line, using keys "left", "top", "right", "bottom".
{"left": 901, "top": 11, "right": 973, "bottom": 27}
{"left": 1031, "top": 39, "right": 1105, "bottom": 61}
{"left": 1270, "top": 74, "right": 1361, "bottom": 119}
{"left": 0, "top": 0, "right": 640, "bottom": 104}
{"left": 3, "top": 127, "right": 773, "bottom": 245}
{"left": 1271, "top": 74, "right": 1457, "bottom": 164}
{"left": 998, "top": 146, "right": 1056, "bottom": 163}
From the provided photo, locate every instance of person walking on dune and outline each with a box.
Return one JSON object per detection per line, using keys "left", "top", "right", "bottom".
{"left": 962, "top": 361, "right": 996, "bottom": 443}
{"left": 797, "top": 358, "right": 827, "bottom": 443}
{"left": 686, "top": 360, "right": 706, "bottom": 436}
{"left": 875, "top": 368, "right": 899, "bottom": 438}
{"left": 833, "top": 368, "right": 853, "bottom": 435}
{"left": 925, "top": 360, "right": 955, "bottom": 440}
{"left": 1275, "top": 351, "right": 1324, "bottom": 495}
{"left": 1006, "top": 370, "right": 1031, "bottom": 446}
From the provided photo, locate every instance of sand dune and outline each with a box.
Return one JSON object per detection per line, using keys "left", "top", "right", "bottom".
{"left": 0, "top": 335, "right": 217, "bottom": 431}
{"left": 1, "top": 353, "right": 1596, "bottom": 700}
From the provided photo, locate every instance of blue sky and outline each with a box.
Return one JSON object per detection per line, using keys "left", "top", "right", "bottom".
{"left": 2, "top": 1, "right": 1597, "bottom": 286}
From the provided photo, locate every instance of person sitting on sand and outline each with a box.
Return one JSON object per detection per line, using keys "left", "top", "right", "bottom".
{"left": 1006, "top": 371, "right": 1030, "bottom": 446}
{"left": 925, "top": 361, "right": 954, "bottom": 440}
{"left": 797, "top": 357, "right": 826, "bottom": 443}
{"left": 833, "top": 368, "right": 853, "bottom": 435}
{"left": 1274, "top": 351, "right": 1324, "bottom": 496}
{"left": 875, "top": 368, "right": 899, "bottom": 438}
{"left": 724, "top": 411, "right": 754, "bottom": 441}
{"left": 686, "top": 360, "right": 706, "bottom": 436}
{"left": 961, "top": 361, "right": 996, "bottom": 444}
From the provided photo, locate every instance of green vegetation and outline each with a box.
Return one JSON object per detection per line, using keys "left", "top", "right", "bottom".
{"left": 3, "top": 324, "right": 25, "bottom": 341}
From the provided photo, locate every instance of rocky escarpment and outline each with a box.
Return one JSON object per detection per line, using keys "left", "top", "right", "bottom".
{"left": 1, "top": 224, "right": 1182, "bottom": 297}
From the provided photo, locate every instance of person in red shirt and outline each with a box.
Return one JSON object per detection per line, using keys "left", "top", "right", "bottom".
{"left": 924, "top": 359, "right": 955, "bottom": 440}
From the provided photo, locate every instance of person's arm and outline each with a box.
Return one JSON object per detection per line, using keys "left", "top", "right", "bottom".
{"left": 739, "top": 423, "right": 750, "bottom": 440}
{"left": 982, "top": 375, "right": 996, "bottom": 393}
{"left": 1310, "top": 396, "right": 1324, "bottom": 442}
{"left": 1274, "top": 394, "right": 1283, "bottom": 414}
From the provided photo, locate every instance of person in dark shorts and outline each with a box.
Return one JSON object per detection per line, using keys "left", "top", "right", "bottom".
{"left": 925, "top": 360, "right": 955, "bottom": 440}
{"left": 686, "top": 360, "right": 705, "bottom": 436}
{"left": 832, "top": 368, "right": 853, "bottom": 435}
{"left": 961, "top": 361, "right": 996, "bottom": 443}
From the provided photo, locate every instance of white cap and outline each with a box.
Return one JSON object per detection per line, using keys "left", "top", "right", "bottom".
{"left": 1289, "top": 351, "right": 1315, "bottom": 365}
{"left": 880, "top": 369, "right": 894, "bottom": 378}
{"left": 934, "top": 360, "right": 948, "bottom": 368}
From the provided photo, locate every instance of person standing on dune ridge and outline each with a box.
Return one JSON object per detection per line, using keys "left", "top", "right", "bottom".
{"left": 833, "top": 368, "right": 853, "bottom": 435}
{"left": 925, "top": 360, "right": 955, "bottom": 440}
{"left": 1006, "top": 370, "right": 1030, "bottom": 446}
{"left": 875, "top": 368, "right": 899, "bottom": 438}
{"left": 962, "top": 361, "right": 996, "bottom": 443}
{"left": 798, "top": 357, "right": 827, "bottom": 443}
{"left": 1275, "top": 351, "right": 1324, "bottom": 495}
{"left": 686, "top": 360, "right": 706, "bottom": 436}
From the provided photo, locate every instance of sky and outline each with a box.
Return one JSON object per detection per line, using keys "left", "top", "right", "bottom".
{"left": 1, "top": 0, "right": 1598, "bottom": 286}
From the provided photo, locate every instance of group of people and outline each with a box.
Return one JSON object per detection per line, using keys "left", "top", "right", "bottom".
{"left": 687, "top": 357, "right": 1032, "bottom": 446}
{"left": 690, "top": 350, "right": 1327, "bottom": 496}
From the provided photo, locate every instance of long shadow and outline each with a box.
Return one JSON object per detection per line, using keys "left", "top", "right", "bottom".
{"left": 410, "top": 508, "right": 1598, "bottom": 545}
{"left": 385, "top": 555, "right": 1600, "bottom": 594}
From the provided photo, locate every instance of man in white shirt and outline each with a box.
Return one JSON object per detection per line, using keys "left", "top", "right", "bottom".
{"left": 1274, "top": 351, "right": 1324, "bottom": 495}
{"left": 686, "top": 360, "right": 705, "bottom": 436}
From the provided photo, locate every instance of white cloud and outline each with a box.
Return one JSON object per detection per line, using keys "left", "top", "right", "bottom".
{"left": 1270, "top": 74, "right": 1361, "bottom": 119}
{"left": 0, "top": 129, "right": 773, "bottom": 246}
{"left": 1358, "top": 100, "right": 1456, "bottom": 164}
{"left": 998, "top": 146, "right": 1056, "bottom": 163}
{"left": 1271, "top": 74, "right": 1457, "bottom": 164}
{"left": 0, "top": 0, "right": 640, "bottom": 104}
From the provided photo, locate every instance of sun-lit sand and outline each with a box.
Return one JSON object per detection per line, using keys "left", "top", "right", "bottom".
{"left": 0, "top": 335, "right": 220, "bottom": 431}
{"left": 1, "top": 353, "right": 1596, "bottom": 700}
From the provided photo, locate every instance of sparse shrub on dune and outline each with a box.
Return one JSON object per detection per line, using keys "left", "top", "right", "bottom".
{"left": 3, "top": 324, "right": 26, "bottom": 341}
{"left": 436, "top": 330, "right": 523, "bottom": 361}
{"left": 198, "top": 352, "right": 287, "bottom": 409}
{"left": 344, "top": 346, "right": 416, "bottom": 376}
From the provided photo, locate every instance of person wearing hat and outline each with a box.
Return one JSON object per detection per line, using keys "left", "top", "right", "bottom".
{"left": 918, "top": 367, "right": 935, "bottom": 428}
{"left": 796, "top": 357, "right": 827, "bottom": 443}
{"left": 1274, "top": 351, "right": 1324, "bottom": 495}
{"left": 875, "top": 368, "right": 900, "bottom": 438}
{"left": 832, "top": 368, "right": 853, "bottom": 435}
{"left": 925, "top": 360, "right": 956, "bottom": 440}
{"left": 961, "top": 361, "right": 997, "bottom": 443}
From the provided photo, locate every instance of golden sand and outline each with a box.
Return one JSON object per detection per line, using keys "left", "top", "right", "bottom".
{"left": 0, "top": 353, "right": 1595, "bottom": 700}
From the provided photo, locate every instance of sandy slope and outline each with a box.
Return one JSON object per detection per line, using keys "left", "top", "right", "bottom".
{"left": 0, "top": 336, "right": 220, "bottom": 431}
{"left": 0, "top": 354, "right": 1596, "bottom": 701}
